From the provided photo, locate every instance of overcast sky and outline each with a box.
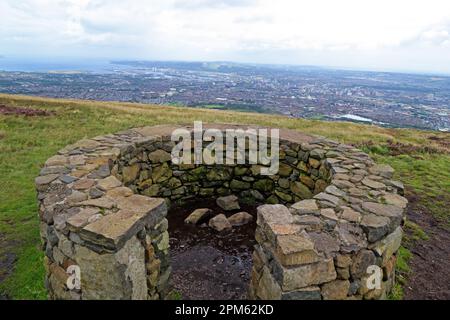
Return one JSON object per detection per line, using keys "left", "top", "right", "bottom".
{"left": 1, "top": 0, "right": 450, "bottom": 73}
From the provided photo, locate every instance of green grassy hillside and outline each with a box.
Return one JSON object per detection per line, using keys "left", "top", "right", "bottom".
{"left": 0, "top": 94, "right": 449, "bottom": 299}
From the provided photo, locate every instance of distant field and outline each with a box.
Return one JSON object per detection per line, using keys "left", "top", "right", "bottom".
{"left": 0, "top": 93, "right": 449, "bottom": 299}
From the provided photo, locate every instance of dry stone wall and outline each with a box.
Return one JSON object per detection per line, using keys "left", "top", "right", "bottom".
{"left": 36, "top": 124, "right": 407, "bottom": 300}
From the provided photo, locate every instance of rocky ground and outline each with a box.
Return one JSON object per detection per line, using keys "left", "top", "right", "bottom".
{"left": 168, "top": 198, "right": 258, "bottom": 300}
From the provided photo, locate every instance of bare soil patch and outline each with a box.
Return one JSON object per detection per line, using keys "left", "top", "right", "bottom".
{"left": 403, "top": 192, "right": 450, "bottom": 300}
{"left": 168, "top": 199, "right": 258, "bottom": 300}
{"left": 0, "top": 233, "right": 18, "bottom": 300}
{"left": 0, "top": 104, "right": 54, "bottom": 117}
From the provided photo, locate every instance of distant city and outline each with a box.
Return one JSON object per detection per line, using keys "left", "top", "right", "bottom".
{"left": 0, "top": 59, "right": 449, "bottom": 131}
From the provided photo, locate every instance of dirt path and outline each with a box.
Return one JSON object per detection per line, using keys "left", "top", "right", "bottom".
{"left": 0, "top": 104, "right": 54, "bottom": 116}
{"left": 403, "top": 194, "right": 450, "bottom": 300}
{"left": 0, "top": 232, "right": 17, "bottom": 300}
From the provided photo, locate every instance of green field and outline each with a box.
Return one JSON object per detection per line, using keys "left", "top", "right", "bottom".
{"left": 0, "top": 94, "right": 449, "bottom": 299}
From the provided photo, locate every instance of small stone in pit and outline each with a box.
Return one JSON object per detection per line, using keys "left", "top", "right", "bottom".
{"left": 228, "top": 212, "right": 253, "bottom": 226}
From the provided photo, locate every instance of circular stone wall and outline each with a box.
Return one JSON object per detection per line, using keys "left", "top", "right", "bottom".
{"left": 36, "top": 124, "right": 407, "bottom": 300}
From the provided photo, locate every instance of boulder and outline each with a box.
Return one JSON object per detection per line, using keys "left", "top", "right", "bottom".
{"left": 208, "top": 214, "right": 232, "bottom": 232}
{"left": 184, "top": 208, "right": 213, "bottom": 225}
{"left": 228, "top": 212, "right": 253, "bottom": 226}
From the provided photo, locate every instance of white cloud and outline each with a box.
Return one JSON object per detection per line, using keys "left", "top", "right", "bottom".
{"left": 1, "top": 0, "right": 450, "bottom": 72}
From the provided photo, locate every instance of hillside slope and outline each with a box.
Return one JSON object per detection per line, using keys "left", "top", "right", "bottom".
{"left": 0, "top": 94, "right": 449, "bottom": 299}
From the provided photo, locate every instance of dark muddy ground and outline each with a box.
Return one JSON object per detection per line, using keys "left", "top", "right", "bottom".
{"left": 403, "top": 193, "right": 450, "bottom": 300}
{"left": 168, "top": 199, "right": 258, "bottom": 300}
{"left": 0, "top": 104, "right": 54, "bottom": 116}
{"left": 0, "top": 232, "right": 17, "bottom": 300}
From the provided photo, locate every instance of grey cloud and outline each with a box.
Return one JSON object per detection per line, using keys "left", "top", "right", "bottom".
{"left": 400, "top": 19, "right": 450, "bottom": 47}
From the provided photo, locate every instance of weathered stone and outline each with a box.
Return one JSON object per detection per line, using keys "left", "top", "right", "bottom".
{"left": 291, "top": 181, "right": 313, "bottom": 199}
{"left": 325, "top": 185, "right": 345, "bottom": 197}
{"left": 296, "top": 161, "right": 308, "bottom": 173}
{"left": 254, "top": 179, "right": 275, "bottom": 192}
{"left": 362, "top": 178, "right": 386, "bottom": 190}
{"left": 184, "top": 208, "right": 213, "bottom": 225}
{"left": 274, "top": 190, "right": 293, "bottom": 202}
{"left": 310, "top": 149, "right": 326, "bottom": 159}
{"left": 216, "top": 195, "right": 240, "bottom": 211}
{"left": 230, "top": 179, "right": 251, "bottom": 190}
{"left": 142, "top": 184, "right": 160, "bottom": 197}
{"left": 313, "top": 192, "right": 340, "bottom": 206}
{"left": 234, "top": 167, "right": 248, "bottom": 176}
{"left": 307, "top": 232, "right": 340, "bottom": 257}
{"left": 341, "top": 207, "right": 362, "bottom": 223}
{"left": 336, "top": 267, "right": 350, "bottom": 280}
{"left": 369, "top": 164, "right": 395, "bottom": 178}
{"left": 386, "top": 180, "right": 405, "bottom": 195}
{"left": 381, "top": 193, "right": 408, "bottom": 209}
{"left": 208, "top": 214, "right": 232, "bottom": 232}
{"left": 275, "top": 258, "right": 337, "bottom": 291}
{"left": 351, "top": 249, "right": 376, "bottom": 278}
{"left": 228, "top": 212, "right": 253, "bottom": 226}
{"left": 300, "top": 175, "right": 315, "bottom": 189}
{"left": 278, "top": 178, "right": 290, "bottom": 189}
{"left": 89, "top": 187, "right": 104, "bottom": 199}
{"left": 314, "top": 179, "right": 328, "bottom": 194}
{"left": 59, "top": 175, "right": 77, "bottom": 184}
{"left": 336, "top": 222, "right": 368, "bottom": 253}
{"left": 67, "top": 208, "right": 101, "bottom": 231}
{"left": 45, "top": 155, "right": 68, "bottom": 166}
{"left": 66, "top": 190, "right": 88, "bottom": 204}
{"left": 73, "top": 178, "right": 95, "bottom": 190}
{"left": 273, "top": 234, "right": 320, "bottom": 266}
{"left": 81, "top": 198, "right": 166, "bottom": 249}
{"left": 69, "top": 155, "right": 86, "bottom": 166}
{"left": 35, "top": 174, "right": 59, "bottom": 188}
{"left": 360, "top": 214, "right": 390, "bottom": 242}
{"left": 97, "top": 176, "right": 122, "bottom": 191}
{"left": 291, "top": 199, "right": 319, "bottom": 215}
{"left": 78, "top": 197, "right": 115, "bottom": 209}
{"left": 335, "top": 254, "right": 352, "bottom": 268}
{"left": 206, "top": 168, "right": 232, "bottom": 181}
{"left": 257, "top": 204, "right": 294, "bottom": 227}
{"left": 371, "top": 227, "right": 402, "bottom": 263}
{"left": 148, "top": 149, "right": 171, "bottom": 163}
{"left": 320, "top": 208, "right": 338, "bottom": 221}
{"left": 256, "top": 266, "right": 282, "bottom": 300}
{"left": 321, "top": 280, "right": 350, "bottom": 300}
{"left": 199, "top": 187, "right": 214, "bottom": 197}
{"left": 266, "top": 195, "right": 279, "bottom": 204}
{"left": 74, "top": 236, "right": 147, "bottom": 300}
{"left": 348, "top": 187, "right": 367, "bottom": 197}
{"left": 362, "top": 202, "right": 403, "bottom": 228}
{"left": 309, "top": 158, "right": 321, "bottom": 169}
{"left": 41, "top": 166, "right": 70, "bottom": 176}
{"left": 116, "top": 195, "right": 164, "bottom": 215}
{"left": 106, "top": 187, "right": 133, "bottom": 198}
{"left": 152, "top": 163, "right": 172, "bottom": 183}
{"left": 278, "top": 163, "right": 294, "bottom": 177}
{"left": 122, "top": 163, "right": 140, "bottom": 184}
